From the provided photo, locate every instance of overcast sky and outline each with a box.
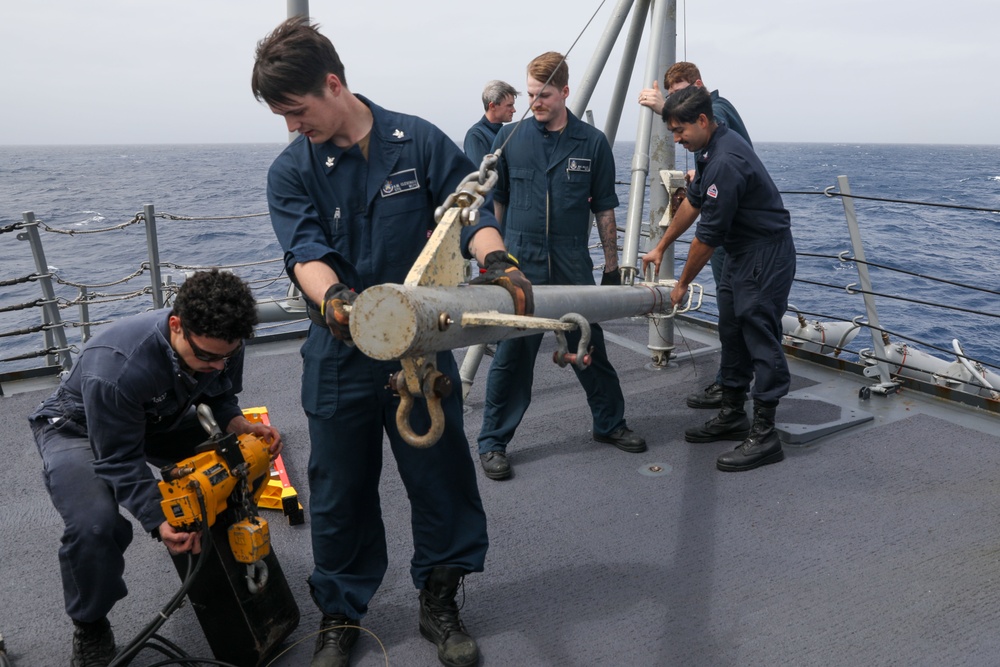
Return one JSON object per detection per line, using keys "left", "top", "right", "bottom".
{"left": 2, "top": 0, "right": 998, "bottom": 146}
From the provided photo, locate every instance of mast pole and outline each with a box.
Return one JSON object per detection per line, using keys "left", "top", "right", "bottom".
{"left": 286, "top": 1, "right": 310, "bottom": 144}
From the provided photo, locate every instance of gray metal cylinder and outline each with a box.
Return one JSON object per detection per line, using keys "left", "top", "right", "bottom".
{"left": 350, "top": 283, "right": 673, "bottom": 360}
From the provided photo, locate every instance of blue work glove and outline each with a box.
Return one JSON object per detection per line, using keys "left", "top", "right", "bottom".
{"left": 600, "top": 268, "right": 621, "bottom": 285}
{"left": 321, "top": 283, "right": 357, "bottom": 342}
{"left": 471, "top": 251, "right": 535, "bottom": 316}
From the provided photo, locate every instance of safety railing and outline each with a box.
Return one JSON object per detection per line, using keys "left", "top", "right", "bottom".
{"left": 629, "top": 178, "right": 1000, "bottom": 400}
{"left": 4, "top": 179, "right": 1000, "bottom": 404}
{"left": 0, "top": 205, "right": 307, "bottom": 381}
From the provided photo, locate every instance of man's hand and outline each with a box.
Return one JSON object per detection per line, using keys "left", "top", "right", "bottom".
{"left": 159, "top": 520, "right": 201, "bottom": 556}
{"left": 641, "top": 247, "right": 665, "bottom": 278}
{"left": 670, "top": 282, "right": 689, "bottom": 309}
{"left": 322, "top": 283, "right": 356, "bottom": 342}
{"left": 638, "top": 80, "right": 666, "bottom": 115}
{"left": 600, "top": 268, "right": 621, "bottom": 286}
{"left": 471, "top": 251, "right": 534, "bottom": 316}
{"left": 228, "top": 415, "right": 283, "bottom": 457}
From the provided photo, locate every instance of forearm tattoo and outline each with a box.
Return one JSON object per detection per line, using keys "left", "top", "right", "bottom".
{"left": 595, "top": 210, "right": 619, "bottom": 270}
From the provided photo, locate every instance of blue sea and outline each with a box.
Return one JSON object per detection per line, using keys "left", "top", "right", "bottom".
{"left": 1, "top": 142, "right": 999, "bottom": 375}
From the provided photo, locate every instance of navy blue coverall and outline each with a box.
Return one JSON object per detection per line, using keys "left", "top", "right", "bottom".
{"left": 706, "top": 89, "right": 753, "bottom": 287}
{"left": 688, "top": 123, "right": 796, "bottom": 403}
{"left": 463, "top": 115, "right": 503, "bottom": 165}
{"left": 477, "top": 111, "right": 629, "bottom": 455}
{"left": 266, "top": 96, "right": 496, "bottom": 620}
{"left": 29, "top": 310, "right": 245, "bottom": 623}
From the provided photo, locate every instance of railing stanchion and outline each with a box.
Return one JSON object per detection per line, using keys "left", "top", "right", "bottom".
{"left": 19, "top": 211, "right": 73, "bottom": 371}
{"left": 838, "top": 175, "right": 896, "bottom": 392}
{"left": 79, "top": 287, "right": 91, "bottom": 343}
{"left": 143, "top": 204, "right": 164, "bottom": 309}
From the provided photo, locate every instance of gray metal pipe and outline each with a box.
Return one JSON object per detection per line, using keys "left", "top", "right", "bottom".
{"left": 644, "top": 0, "right": 677, "bottom": 253}
{"left": 620, "top": 0, "right": 672, "bottom": 276}
{"left": 602, "top": 0, "right": 650, "bottom": 144}
{"left": 143, "top": 204, "right": 164, "bottom": 309}
{"left": 350, "top": 283, "right": 673, "bottom": 360}
{"left": 570, "top": 0, "right": 636, "bottom": 118}
{"left": 20, "top": 212, "right": 73, "bottom": 371}
{"left": 287, "top": 0, "right": 309, "bottom": 18}
{"left": 286, "top": 1, "right": 310, "bottom": 143}
{"left": 839, "top": 175, "right": 895, "bottom": 388}
{"left": 641, "top": 0, "right": 677, "bottom": 363}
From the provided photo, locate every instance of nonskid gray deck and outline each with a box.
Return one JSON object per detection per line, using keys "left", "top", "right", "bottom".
{"left": 1, "top": 318, "right": 999, "bottom": 666}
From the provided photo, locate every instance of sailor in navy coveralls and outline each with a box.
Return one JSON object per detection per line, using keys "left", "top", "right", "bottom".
{"left": 29, "top": 271, "right": 281, "bottom": 665}
{"left": 475, "top": 52, "right": 646, "bottom": 483}
{"left": 463, "top": 80, "right": 519, "bottom": 164}
{"left": 642, "top": 85, "right": 796, "bottom": 472}
{"left": 253, "top": 18, "right": 532, "bottom": 667}
{"left": 638, "top": 61, "right": 756, "bottom": 410}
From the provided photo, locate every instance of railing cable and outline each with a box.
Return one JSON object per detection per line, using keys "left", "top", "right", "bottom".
{"left": 0, "top": 299, "right": 48, "bottom": 314}
{"left": 155, "top": 212, "right": 269, "bottom": 222}
{"left": 780, "top": 187, "right": 1000, "bottom": 215}
{"left": 0, "top": 345, "right": 75, "bottom": 363}
{"left": 792, "top": 277, "right": 1000, "bottom": 320}
{"left": 0, "top": 273, "right": 42, "bottom": 288}
{"left": 34, "top": 213, "right": 143, "bottom": 235}
{"left": 54, "top": 265, "right": 148, "bottom": 290}
{"left": 0, "top": 323, "right": 48, "bottom": 339}
{"left": 796, "top": 250, "right": 1000, "bottom": 296}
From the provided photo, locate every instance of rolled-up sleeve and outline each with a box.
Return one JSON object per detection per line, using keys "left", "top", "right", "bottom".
{"left": 589, "top": 136, "right": 619, "bottom": 213}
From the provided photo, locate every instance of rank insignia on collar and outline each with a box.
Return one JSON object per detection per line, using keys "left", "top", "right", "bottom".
{"left": 325, "top": 156, "right": 335, "bottom": 168}
{"left": 393, "top": 129, "right": 405, "bottom": 139}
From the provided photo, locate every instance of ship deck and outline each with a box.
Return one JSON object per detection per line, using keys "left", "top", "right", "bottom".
{"left": 2, "top": 317, "right": 1000, "bottom": 666}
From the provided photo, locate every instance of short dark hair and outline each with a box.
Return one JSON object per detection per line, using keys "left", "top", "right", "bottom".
{"left": 662, "top": 84, "right": 714, "bottom": 125}
{"left": 252, "top": 17, "right": 347, "bottom": 108}
{"left": 172, "top": 270, "right": 257, "bottom": 342}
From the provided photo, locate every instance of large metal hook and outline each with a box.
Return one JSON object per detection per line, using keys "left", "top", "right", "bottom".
{"left": 553, "top": 313, "right": 592, "bottom": 370}
{"left": 246, "top": 559, "right": 269, "bottom": 595}
{"left": 391, "top": 368, "right": 451, "bottom": 448}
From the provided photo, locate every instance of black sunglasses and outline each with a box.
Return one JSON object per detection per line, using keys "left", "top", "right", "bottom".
{"left": 183, "top": 327, "right": 242, "bottom": 363}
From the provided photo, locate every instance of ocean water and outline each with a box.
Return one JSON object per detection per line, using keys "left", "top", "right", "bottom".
{"left": 1, "top": 141, "right": 998, "bottom": 374}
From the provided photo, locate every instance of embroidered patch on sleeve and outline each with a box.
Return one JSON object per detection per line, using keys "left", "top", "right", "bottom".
{"left": 706, "top": 183, "right": 718, "bottom": 199}
{"left": 380, "top": 168, "right": 421, "bottom": 197}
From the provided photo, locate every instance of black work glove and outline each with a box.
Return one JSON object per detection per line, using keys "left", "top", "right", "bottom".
{"left": 600, "top": 268, "right": 621, "bottom": 285}
{"left": 321, "top": 283, "right": 357, "bottom": 342}
{"left": 471, "top": 251, "right": 535, "bottom": 316}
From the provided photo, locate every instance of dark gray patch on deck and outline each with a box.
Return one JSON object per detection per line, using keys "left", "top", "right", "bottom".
{"left": 3, "top": 328, "right": 1000, "bottom": 666}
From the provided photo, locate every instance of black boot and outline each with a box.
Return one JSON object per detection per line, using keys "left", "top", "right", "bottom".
{"left": 71, "top": 617, "right": 115, "bottom": 667}
{"left": 311, "top": 614, "right": 359, "bottom": 667}
{"left": 419, "top": 567, "right": 479, "bottom": 667}
{"left": 686, "top": 381, "right": 724, "bottom": 409}
{"left": 684, "top": 388, "right": 750, "bottom": 442}
{"left": 716, "top": 402, "right": 785, "bottom": 472}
